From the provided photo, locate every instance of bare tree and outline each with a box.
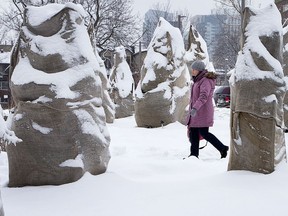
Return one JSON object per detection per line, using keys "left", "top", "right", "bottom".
{"left": 214, "top": 0, "right": 242, "bottom": 14}
{"left": 211, "top": 0, "right": 242, "bottom": 69}
{"left": 212, "top": 26, "right": 240, "bottom": 70}
{"left": 0, "top": 1, "right": 23, "bottom": 44}
{"left": 83, "top": 0, "right": 140, "bottom": 50}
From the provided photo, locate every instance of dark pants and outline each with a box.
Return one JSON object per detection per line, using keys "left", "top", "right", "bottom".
{"left": 189, "top": 127, "right": 226, "bottom": 157}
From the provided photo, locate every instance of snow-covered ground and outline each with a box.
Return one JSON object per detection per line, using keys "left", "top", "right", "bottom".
{"left": 1, "top": 107, "right": 288, "bottom": 216}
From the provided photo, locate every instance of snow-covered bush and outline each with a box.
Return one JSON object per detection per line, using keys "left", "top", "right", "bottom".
{"left": 109, "top": 46, "right": 134, "bottom": 118}
{"left": 229, "top": 3, "right": 286, "bottom": 173}
{"left": 135, "top": 17, "right": 190, "bottom": 127}
{"left": 282, "top": 25, "right": 288, "bottom": 127}
{"left": 95, "top": 51, "right": 115, "bottom": 123}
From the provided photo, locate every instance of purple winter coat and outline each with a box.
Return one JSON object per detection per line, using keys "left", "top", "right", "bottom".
{"left": 186, "top": 70, "right": 216, "bottom": 128}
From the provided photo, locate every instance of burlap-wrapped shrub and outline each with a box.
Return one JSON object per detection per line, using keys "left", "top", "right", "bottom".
{"left": 229, "top": 4, "right": 286, "bottom": 174}
{"left": 135, "top": 18, "right": 190, "bottom": 127}
{"left": 7, "top": 3, "right": 110, "bottom": 186}
{"left": 95, "top": 52, "right": 115, "bottom": 123}
{"left": 109, "top": 46, "right": 134, "bottom": 118}
{"left": 282, "top": 25, "right": 288, "bottom": 127}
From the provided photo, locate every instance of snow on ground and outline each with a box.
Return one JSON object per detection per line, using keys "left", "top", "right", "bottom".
{"left": 1, "top": 107, "right": 288, "bottom": 216}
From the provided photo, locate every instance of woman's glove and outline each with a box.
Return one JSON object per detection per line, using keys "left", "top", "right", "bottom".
{"left": 190, "top": 108, "right": 197, "bottom": 117}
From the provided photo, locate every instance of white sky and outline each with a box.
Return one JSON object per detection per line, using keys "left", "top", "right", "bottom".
{"left": 132, "top": 0, "right": 216, "bottom": 17}
{"left": 132, "top": 0, "right": 275, "bottom": 18}
{"left": 0, "top": 0, "right": 277, "bottom": 19}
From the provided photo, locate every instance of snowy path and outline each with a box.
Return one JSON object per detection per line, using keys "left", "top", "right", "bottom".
{"left": 1, "top": 108, "right": 288, "bottom": 216}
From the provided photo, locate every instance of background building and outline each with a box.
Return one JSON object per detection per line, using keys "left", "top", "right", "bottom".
{"left": 0, "top": 45, "right": 12, "bottom": 109}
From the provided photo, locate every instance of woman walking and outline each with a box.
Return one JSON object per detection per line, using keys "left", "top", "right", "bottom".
{"left": 186, "top": 60, "right": 229, "bottom": 159}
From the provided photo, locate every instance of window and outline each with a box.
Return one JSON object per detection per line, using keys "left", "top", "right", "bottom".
{"left": 3, "top": 95, "right": 8, "bottom": 102}
{"left": 0, "top": 81, "right": 8, "bottom": 89}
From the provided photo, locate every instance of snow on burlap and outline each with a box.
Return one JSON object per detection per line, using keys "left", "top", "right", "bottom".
{"left": 7, "top": 3, "right": 110, "bottom": 186}
{"left": 109, "top": 46, "right": 135, "bottom": 118}
{"left": 135, "top": 17, "right": 190, "bottom": 127}
{"left": 95, "top": 51, "right": 115, "bottom": 123}
{"left": 282, "top": 24, "right": 288, "bottom": 127}
{"left": 229, "top": 3, "right": 286, "bottom": 173}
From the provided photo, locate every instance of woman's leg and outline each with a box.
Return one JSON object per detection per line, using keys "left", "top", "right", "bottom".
{"left": 198, "top": 127, "right": 228, "bottom": 154}
{"left": 189, "top": 127, "right": 200, "bottom": 157}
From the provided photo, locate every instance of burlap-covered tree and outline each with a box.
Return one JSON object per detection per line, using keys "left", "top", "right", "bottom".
{"left": 95, "top": 51, "right": 115, "bottom": 123}
{"left": 109, "top": 46, "right": 134, "bottom": 118}
{"left": 229, "top": 3, "right": 286, "bottom": 174}
{"left": 282, "top": 25, "right": 288, "bottom": 127}
{"left": 135, "top": 17, "right": 190, "bottom": 127}
{"left": 7, "top": 3, "right": 111, "bottom": 186}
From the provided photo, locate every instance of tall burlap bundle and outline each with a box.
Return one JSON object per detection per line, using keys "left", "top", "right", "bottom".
{"left": 86, "top": 17, "right": 115, "bottom": 123}
{"left": 96, "top": 52, "right": 115, "bottom": 123}
{"left": 109, "top": 46, "right": 134, "bottom": 118}
{"left": 135, "top": 18, "right": 190, "bottom": 127}
{"left": 7, "top": 3, "right": 110, "bottom": 186}
{"left": 282, "top": 25, "right": 288, "bottom": 127}
{"left": 229, "top": 4, "right": 286, "bottom": 174}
